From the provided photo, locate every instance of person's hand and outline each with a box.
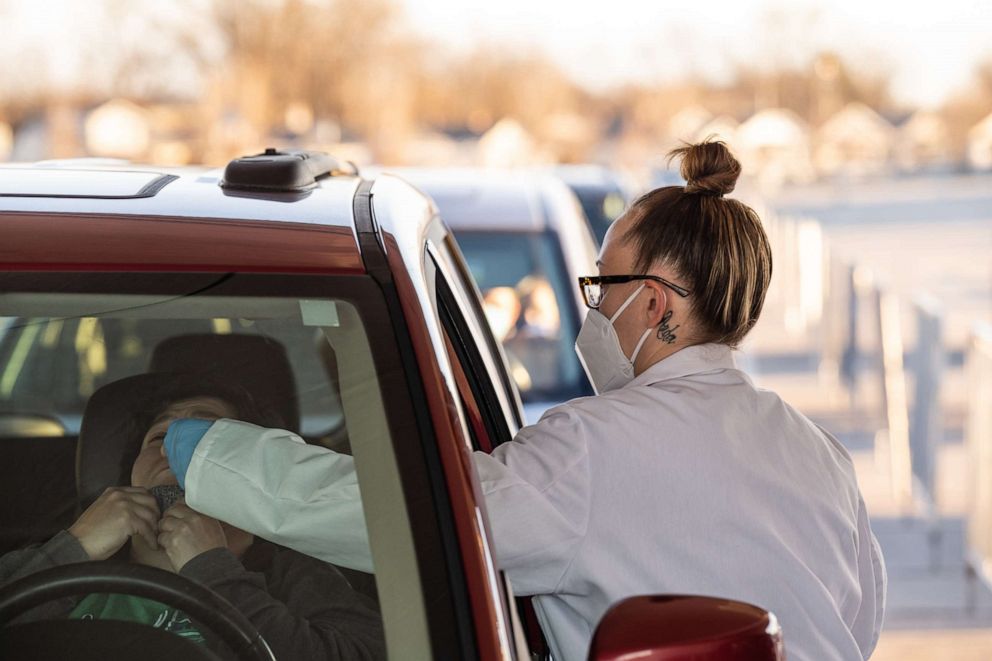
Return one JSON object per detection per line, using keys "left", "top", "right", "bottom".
{"left": 68, "top": 487, "right": 160, "bottom": 560}
{"left": 163, "top": 418, "right": 214, "bottom": 489}
{"left": 157, "top": 499, "right": 227, "bottom": 571}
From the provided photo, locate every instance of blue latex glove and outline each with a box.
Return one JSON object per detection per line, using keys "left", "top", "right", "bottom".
{"left": 163, "top": 418, "right": 214, "bottom": 489}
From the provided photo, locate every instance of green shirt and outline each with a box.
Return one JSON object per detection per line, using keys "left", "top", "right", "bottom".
{"left": 69, "top": 593, "right": 205, "bottom": 643}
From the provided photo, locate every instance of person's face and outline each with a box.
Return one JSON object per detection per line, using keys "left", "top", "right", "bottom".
{"left": 483, "top": 286, "right": 522, "bottom": 342}
{"left": 130, "top": 396, "right": 236, "bottom": 488}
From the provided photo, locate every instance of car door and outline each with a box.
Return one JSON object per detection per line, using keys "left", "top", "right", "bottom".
{"left": 424, "top": 226, "right": 550, "bottom": 659}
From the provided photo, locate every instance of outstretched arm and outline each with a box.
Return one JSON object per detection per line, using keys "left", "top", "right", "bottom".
{"left": 168, "top": 403, "right": 591, "bottom": 598}
{"left": 168, "top": 419, "right": 373, "bottom": 572}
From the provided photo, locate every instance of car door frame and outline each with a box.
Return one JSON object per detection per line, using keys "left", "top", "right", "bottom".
{"left": 367, "top": 175, "right": 529, "bottom": 659}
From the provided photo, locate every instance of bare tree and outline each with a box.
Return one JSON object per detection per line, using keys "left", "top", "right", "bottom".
{"left": 203, "top": 0, "right": 424, "bottom": 157}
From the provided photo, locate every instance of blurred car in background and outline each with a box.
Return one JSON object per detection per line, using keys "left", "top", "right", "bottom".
{"left": 554, "top": 164, "right": 634, "bottom": 246}
{"left": 648, "top": 165, "right": 686, "bottom": 191}
{"left": 388, "top": 168, "right": 599, "bottom": 422}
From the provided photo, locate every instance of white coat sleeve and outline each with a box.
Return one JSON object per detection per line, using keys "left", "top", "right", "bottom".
{"left": 185, "top": 407, "right": 591, "bottom": 593}
{"left": 184, "top": 419, "right": 374, "bottom": 573}
{"left": 472, "top": 404, "right": 591, "bottom": 596}
{"left": 849, "top": 495, "right": 886, "bottom": 658}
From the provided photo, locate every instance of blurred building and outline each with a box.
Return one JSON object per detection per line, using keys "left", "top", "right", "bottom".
{"left": 84, "top": 99, "right": 214, "bottom": 165}
{"left": 400, "top": 129, "right": 477, "bottom": 166}
{"left": 145, "top": 103, "right": 204, "bottom": 166}
{"left": 814, "top": 102, "right": 895, "bottom": 179}
{"left": 967, "top": 112, "right": 992, "bottom": 170}
{"left": 8, "top": 113, "right": 49, "bottom": 162}
{"left": 7, "top": 104, "right": 85, "bottom": 162}
{"left": 47, "top": 102, "right": 85, "bottom": 159}
{"left": 478, "top": 118, "right": 539, "bottom": 167}
{"left": 736, "top": 108, "right": 814, "bottom": 187}
{"left": 201, "top": 110, "right": 264, "bottom": 166}
{"left": 539, "top": 112, "right": 597, "bottom": 164}
{"left": 693, "top": 115, "right": 740, "bottom": 151}
{"left": 0, "top": 120, "right": 11, "bottom": 161}
{"left": 895, "top": 110, "right": 952, "bottom": 172}
{"left": 85, "top": 99, "right": 151, "bottom": 161}
{"left": 667, "top": 105, "right": 713, "bottom": 143}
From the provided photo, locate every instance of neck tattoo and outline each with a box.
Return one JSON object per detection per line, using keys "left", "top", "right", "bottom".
{"left": 657, "top": 310, "right": 680, "bottom": 344}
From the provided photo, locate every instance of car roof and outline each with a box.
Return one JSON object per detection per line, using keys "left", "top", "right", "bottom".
{"left": 379, "top": 166, "right": 599, "bottom": 320}
{"left": 0, "top": 162, "right": 360, "bottom": 225}
{"left": 0, "top": 161, "right": 368, "bottom": 273}
{"left": 377, "top": 167, "right": 569, "bottom": 233}
{"left": 553, "top": 164, "right": 619, "bottom": 187}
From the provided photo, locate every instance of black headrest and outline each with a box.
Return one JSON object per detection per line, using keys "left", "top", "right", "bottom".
{"left": 149, "top": 334, "right": 299, "bottom": 434}
{"left": 76, "top": 372, "right": 283, "bottom": 509}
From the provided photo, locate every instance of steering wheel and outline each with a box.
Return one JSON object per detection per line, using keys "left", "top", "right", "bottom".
{"left": 0, "top": 562, "right": 275, "bottom": 661}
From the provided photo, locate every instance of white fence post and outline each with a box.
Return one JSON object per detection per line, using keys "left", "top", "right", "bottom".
{"left": 796, "top": 219, "right": 825, "bottom": 333}
{"left": 965, "top": 324, "right": 992, "bottom": 599}
{"left": 876, "top": 287, "right": 915, "bottom": 515}
{"left": 839, "top": 264, "right": 862, "bottom": 403}
{"left": 910, "top": 296, "right": 943, "bottom": 509}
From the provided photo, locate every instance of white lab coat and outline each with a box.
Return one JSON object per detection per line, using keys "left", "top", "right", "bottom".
{"left": 185, "top": 343, "right": 885, "bottom": 661}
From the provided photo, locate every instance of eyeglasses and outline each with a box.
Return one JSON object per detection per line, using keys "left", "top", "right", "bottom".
{"left": 578, "top": 275, "right": 691, "bottom": 309}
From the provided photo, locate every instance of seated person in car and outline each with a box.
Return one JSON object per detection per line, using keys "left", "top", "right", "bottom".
{"left": 0, "top": 374, "right": 385, "bottom": 660}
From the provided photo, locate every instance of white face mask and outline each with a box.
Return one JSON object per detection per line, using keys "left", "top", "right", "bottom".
{"left": 574, "top": 284, "right": 653, "bottom": 394}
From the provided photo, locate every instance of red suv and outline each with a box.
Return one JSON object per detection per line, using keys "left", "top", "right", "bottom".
{"left": 0, "top": 150, "right": 782, "bottom": 660}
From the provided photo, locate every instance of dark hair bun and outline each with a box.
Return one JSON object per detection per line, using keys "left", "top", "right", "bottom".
{"left": 669, "top": 139, "right": 741, "bottom": 197}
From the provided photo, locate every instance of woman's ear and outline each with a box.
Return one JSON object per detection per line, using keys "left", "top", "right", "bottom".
{"left": 644, "top": 283, "right": 669, "bottom": 327}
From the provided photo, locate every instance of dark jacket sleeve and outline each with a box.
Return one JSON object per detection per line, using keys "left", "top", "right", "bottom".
{"left": 0, "top": 530, "right": 91, "bottom": 585}
{"left": 0, "top": 530, "right": 90, "bottom": 621}
{"left": 180, "top": 545, "right": 385, "bottom": 661}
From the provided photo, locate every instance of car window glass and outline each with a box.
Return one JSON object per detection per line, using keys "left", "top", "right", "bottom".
{"left": 454, "top": 230, "right": 585, "bottom": 403}
{"left": 432, "top": 261, "right": 510, "bottom": 450}
{"left": 430, "top": 238, "right": 522, "bottom": 431}
{"left": 0, "top": 271, "right": 441, "bottom": 659}
{"left": 573, "top": 185, "right": 628, "bottom": 245}
{"left": 436, "top": 236, "right": 523, "bottom": 429}
{"left": 0, "top": 315, "right": 343, "bottom": 439}
{"left": 440, "top": 330, "right": 491, "bottom": 452}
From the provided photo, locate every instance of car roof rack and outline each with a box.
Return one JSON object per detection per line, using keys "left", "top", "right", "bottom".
{"left": 220, "top": 148, "right": 358, "bottom": 193}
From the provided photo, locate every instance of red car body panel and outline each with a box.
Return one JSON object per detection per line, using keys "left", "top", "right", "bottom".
{"left": 0, "top": 212, "right": 364, "bottom": 273}
{"left": 589, "top": 595, "right": 784, "bottom": 661}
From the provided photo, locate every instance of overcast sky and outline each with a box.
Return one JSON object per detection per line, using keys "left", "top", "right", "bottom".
{"left": 5, "top": 0, "right": 990, "bottom": 109}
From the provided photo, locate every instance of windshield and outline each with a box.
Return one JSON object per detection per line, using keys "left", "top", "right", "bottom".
{"left": 454, "top": 231, "right": 589, "bottom": 403}
{"left": 0, "top": 271, "right": 394, "bottom": 657}
{"left": 570, "top": 185, "right": 628, "bottom": 246}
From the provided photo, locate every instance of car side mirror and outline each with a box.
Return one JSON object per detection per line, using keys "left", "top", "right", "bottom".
{"left": 588, "top": 595, "right": 784, "bottom": 661}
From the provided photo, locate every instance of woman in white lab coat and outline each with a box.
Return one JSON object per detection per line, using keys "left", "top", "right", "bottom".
{"left": 164, "top": 141, "right": 885, "bottom": 661}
